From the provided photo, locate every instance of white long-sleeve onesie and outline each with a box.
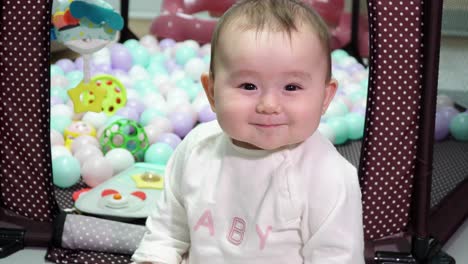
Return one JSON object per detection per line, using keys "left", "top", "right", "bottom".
{"left": 132, "top": 121, "right": 364, "bottom": 264}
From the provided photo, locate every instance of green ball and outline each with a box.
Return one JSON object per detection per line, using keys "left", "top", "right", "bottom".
{"left": 203, "top": 54, "right": 211, "bottom": 65}
{"left": 323, "top": 100, "right": 349, "bottom": 119}
{"left": 331, "top": 49, "right": 349, "bottom": 61}
{"left": 450, "top": 113, "right": 468, "bottom": 141}
{"left": 134, "top": 79, "right": 157, "bottom": 97}
{"left": 147, "top": 63, "right": 168, "bottom": 77}
{"left": 123, "top": 39, "right": 140, "bottom": 50}
{"left": 50, "top": 86, "right": 69, "bottom": 103}
{"left": 50, "top": 115, "right": 72, "bottom": 134}
{"left": 140, "top": 108, "right": 165, "bottom": 126}
{"left": 144, "top": 142, "right": 174, "bottom": 166}
{"left": 52, "top": 156, "right": 81, "bottom": 188}
{"left": 326, "top": 117, "right": 349, "bottom": 145}
{"left": 175, "top": 46, "right": 197, "bottom": 66}
{"left": 65, "top": 70, "right": 83, "bottom": 89}
{"left": 345, "top": 112, "right": 365, "bottom": 140}
{"left": 176, "top": 77, "right": 195, "bottom": 90}
{"left": 149, "top": 53, "right": 168, "bottom": 67}
{"left": 182, "top": 83, "right": 202, "bottom": 102}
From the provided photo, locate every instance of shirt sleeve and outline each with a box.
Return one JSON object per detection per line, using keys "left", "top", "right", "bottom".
{"left": 302, "top": 162, "right": 365, "bottom": 264}
{"left": 132, "top": 139, "right": 191, "bottom": 264}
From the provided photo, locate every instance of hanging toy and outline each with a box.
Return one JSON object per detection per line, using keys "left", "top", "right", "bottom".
{"left": 51, "top": 0, "right": 126, "bottom": 114}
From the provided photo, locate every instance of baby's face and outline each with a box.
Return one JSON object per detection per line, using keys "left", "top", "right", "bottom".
{"left": 202, "top": 24, "right": 336, "bottom": 150}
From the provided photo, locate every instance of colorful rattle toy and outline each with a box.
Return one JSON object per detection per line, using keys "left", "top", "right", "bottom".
{"left": 52, "top": 0, "right": 126, "bottom": 114}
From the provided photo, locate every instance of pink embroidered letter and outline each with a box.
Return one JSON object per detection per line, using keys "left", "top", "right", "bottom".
{"left": 193, "top": 209, "right": 215, "bottom": 236}
{"left": 256, "top": 225, "right": 272, "bottom": 250}
{"left": 227, "top": 217, "right": 246, "bottom": 245}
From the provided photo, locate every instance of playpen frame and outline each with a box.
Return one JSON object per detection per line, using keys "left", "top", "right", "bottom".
{"left": 0, "top": 0, "right": 466, "bottom": 263}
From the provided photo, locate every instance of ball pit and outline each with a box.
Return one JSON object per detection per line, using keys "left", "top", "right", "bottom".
{"left": 50, "top": 35, "right": 464, "bottom": 189}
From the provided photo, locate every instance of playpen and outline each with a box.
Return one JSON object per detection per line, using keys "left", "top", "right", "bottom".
{"left": 0, "top": 0, "right": 467, "bottom": 263}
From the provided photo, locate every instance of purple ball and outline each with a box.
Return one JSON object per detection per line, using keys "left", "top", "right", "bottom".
{"left": 198, "top": 105, "right": 217, "bottom": 123}
{"left": 156, "top": 132, "right": 182, "bottom": 149}
{"left": 115, "top": 106, "right": 139, "bottom": 121}
{"left": 159, "top": 38, "right": 176, "bottom": 50}
{"left": 434, "top": 110, "right": 450, "bottom": 141}
{"left": 110, "top": 43, "right": 133, "bottom": 72}
{"left": 92, "top": 63, "right": 112, "bottom": 74}
{"left": 351, "top": 104, "right": 366, "bottom": 116}
{"left": 126, "top": 99, "right": 146, "bottom": 115}
{"left": 169, "top": 112, "right": 196, "bottom": 138}
{"left": 164, "top": 58, "right": 181, "bottom": 73}
{"left": 50, "top": 96, "right": 64, "bottom": 106}
{"left": 74, "top": 57, "right": 84, "bottom": 71}
{"left": 56, "top": 58, "right": 76, "bottom": 73}
{"left": 438, "top": 106, "right": 460, "bottom": 122}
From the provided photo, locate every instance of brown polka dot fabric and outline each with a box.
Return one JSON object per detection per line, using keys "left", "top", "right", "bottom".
{"left": 0, "top": 0, "right": 58, "bottom": 221}
{"left": 359, "top": 0, "right": 424, "bottom": 240}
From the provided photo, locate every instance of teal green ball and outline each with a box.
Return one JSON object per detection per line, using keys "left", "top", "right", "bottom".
{"left": 134, "top": 79, "right": 157, "bottom": 96}
{"left": 140, "top": 108, "right": 165, "bottom": 126}
{"left": 65, "top": 70, "right": 83, "bottom": 89}
{"left": 130, "top": 46, "right": 150, "bottom": 67}
{"left": 149, "top": 53, "right": 168, "bottom": 67}
{"left": 176, "top": 77, "right": 195, "bottom": 90}
{"left": 50, "top": 115, "right": 72, "bottom": 134}
{"left": 50, "top": 86, "right": 69, "bottom": 103}
{"left": 331, "top": 49, "right": 349, "bottom": 61}
{"left": 345, "top": 112, "right": 365, "bottom": 140}
{"left": 203, "top": 55, "right": 211, "bottom": 65}
{"left": 450, "top": 112, "right": 468, "bottom": 141}
{"left": 148, "top": 63, "right": 168, "bottom": 76}
{"left": 52, "top": 156, "right": 81, "bottom": 188}
{"left": 123, "top": 39, "right": 140, "bottom": 50}
{"left": 326, "top": 117, "right": 349, "bottom": 145}
{"left": 144, "top": 143, "right": 174, "bottom": 166}
{"left": 175, "top": 46, "right": 197, "bottom": 66}
{"left": 183, "top": 83, "right": 203, "bottom": 102}
{"left": 51, "top": 65, "right": 64, "bottom": 76}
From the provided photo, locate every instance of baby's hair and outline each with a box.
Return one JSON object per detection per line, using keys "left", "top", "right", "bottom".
{"left": 209, "top": 0, "right": 332, "bottom": 81}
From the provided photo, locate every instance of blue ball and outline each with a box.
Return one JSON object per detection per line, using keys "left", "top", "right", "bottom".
{"left": 450, "top": 112, "right": 468, "bottom": 141}
{"left": 52, "top": 156, "right": 81, "bottom": 188}
{"left": 140, "top": 108, "right": 165, "bottom": 126}
{"left": 50, "top": 115, "right": 72, "bottom": 134}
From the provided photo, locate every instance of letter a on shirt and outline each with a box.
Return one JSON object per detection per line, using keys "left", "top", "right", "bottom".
{"left": 193, "top": 209, "right": 215, "bottom": 236}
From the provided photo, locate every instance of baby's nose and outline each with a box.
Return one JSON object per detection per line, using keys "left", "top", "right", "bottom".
{"left": 256, "top": 94, "right": 281, "bottom": 114}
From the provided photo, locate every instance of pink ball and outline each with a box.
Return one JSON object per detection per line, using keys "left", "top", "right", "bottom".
{"left": 71, "top": 135, "right": 100, "bottom": 154}
{"left": 81, "top": 156, "right": 114, "bottom": 187}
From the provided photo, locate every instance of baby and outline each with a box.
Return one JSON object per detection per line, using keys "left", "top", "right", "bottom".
{"left": 132, "top": 0, "right": 364, "bottom": 263}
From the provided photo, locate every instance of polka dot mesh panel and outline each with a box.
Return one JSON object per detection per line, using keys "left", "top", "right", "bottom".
{"left": 0, "top": 1, "right": 58, "bottom": 221}
{"left": 359, "top": 0, "right": 424, "bottom": 240}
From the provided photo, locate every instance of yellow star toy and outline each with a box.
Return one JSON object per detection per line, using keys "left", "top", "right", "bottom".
{"left": 132, "top": 171, "right": 164, "bottom": 190}
{"left": 67, "top": 81, "right": 107, "bottom": 113}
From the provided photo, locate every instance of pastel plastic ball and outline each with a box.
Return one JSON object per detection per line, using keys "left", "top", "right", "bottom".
{"left": 169, "top": 111, "right": 196, "bottom": 138}
{"left": 438, "top": 106, "right": 459, "bottom": 122}
{"left": 449, "top": 112, "right": 468, "bottom": 141}
{"left": 74, "top": 145, "right": 103, "bottom": 166}
{"left": 148, "top": 116, "right": 173, "bottom": 133}
{"left": 81, "top": 156, "right": 114, "bottom": 187}
{"left": 110, "top": 43, "right": 133, "bottom": 72}
{"left": 51, "top": 64, "right": 65, "bottom": 76}
{"left": 71, "top": 135, "right": 100, "bottom": 153}
{"left": 51, "top": 115, "right": 72, "bottom": 134}
{"left": 126, "top": 98, "right": 146, "bottom": 115}
{"left": 198, "top": 105, "right": 216, "bottom": 123}
{"left": 323, "top": 100, "right": 349, "bottom": 119}
{"left": 184, "top": 57, "right": 207, "bottom": 81}
{"left": 51, "top": 145, "right": 72, "bottom": 160}
{"left": 144, "top": 142, "right": 174, "bottom": 166}
{"left": 104, "top": 148, "right": 135, "bottom": 174}
{"left": 52, "top": 155, "right": 81, "bottom": 188}
{"left": 65, "top": 70, "right": 84, "bottom": 89}
{"left": 175, "top": 46, "right": 197, "bottom": 66}
{"left": 434, "top": 110, "right": 451, "bottom": 141}
{"left": 159, "top": 38, "right": 176, "bottom": 50}
{"left": 130, "top": 45, "right": 150, "bottom": 67}
{"left": 50, "top": 87, "right": 69, "bottom": 103}
{"left": 140, "top": 35, "right": 158, "bottom": 50}
{"left": 116, "top": 107, "right": 139, "bottom": 122}
{"left": 156, "top": 133, "right": 182, "bottom": 149}
{"left": 144, "top": 124, "right": 167, "bottom": 144}
{"left": 142, "top": 92, "right": 167, "bottom": 109}
{"left": 55, "top": 58, "right": 76, "bottom": 73}
{"left": 326, "top": 117, "right": 349, "bottom": 145}
{"left": 51, "top": 104, "right": 74, "bottom": 119}
{"left": 129, "top": 65, "right": 150, "bottom": 81}
{"left": 51, "top": 75, "right": 70, "bottom": 88}
{"left": 51, "top": 129, "right": 65, "bottom": 146}
{"left": 344, "top": 112, "right": 365, "bottom": 140}
{"left": 140, "top": 108, "right": 165, "bottom": 126}
{"left": 82, "top": 112, "right": 108, "bottom": 130}
{"left": 50, "top": 96, "right": 64, "bottom": 106}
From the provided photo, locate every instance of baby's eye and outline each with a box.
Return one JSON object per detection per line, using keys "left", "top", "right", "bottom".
{"left": 284, "top": 84, "right": 301, "bottom": 91}
{"left": 240, "top": 83, "right": 257, "bottom": 90}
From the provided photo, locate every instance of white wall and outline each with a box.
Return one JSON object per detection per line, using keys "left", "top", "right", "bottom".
{"left": 107, "top": 0, "right": 163, "bottom": 19}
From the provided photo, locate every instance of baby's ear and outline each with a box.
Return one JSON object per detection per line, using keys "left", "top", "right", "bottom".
{"left": 201, "top": 72, "right": 216, "bottom": 112}
{"left": 322, "top": 79, "right": 338, "bottom": 115}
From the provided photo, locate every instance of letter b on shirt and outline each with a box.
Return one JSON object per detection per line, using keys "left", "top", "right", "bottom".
{"left": 227, "top": 217, "right": 246, "bottom": 245}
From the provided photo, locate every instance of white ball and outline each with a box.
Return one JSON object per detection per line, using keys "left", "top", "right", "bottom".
{"left": 104, "top": 148, "right": 135, "bottom": 174}
{"left": 192, "top": 93, "right": 210, "bottom": 112}
{"left": 149, "top": 116, "right": 173, "bottom": 133}
{"left": 183, "top": 39, "right": 200, "bottom": 50}
{"left": 129, "top": 65, "right": 150, "bottom": 81}
{"left": 51, "top": 145, "right": 72, "bottom": 160}
{"left": 156, "top": 80, "right": 176, "bottom": 97}
{"left": 82, "top": 157, "right": 114, "bottom": 187}
{"left": 140, "top": 35, "right": 158, "bottom": 49}
{"left": 142, "top": 92, "right": 167, "bottom": 109}
{"left": 152, "top": 74, "right": 170, "bottom": 87}
{"left": 51, "top": 75, "right": 69, "bottom": 88}
{"left": 166, "top": 88, "right": 190, "bottom": 105}
{"left": 200, "top": 43, "right": 211, "bottom": 57}
{"left": 144, "top": 124, "right": 166, "bottom": 144}
{"left": 92, "top": 47, "right": 111, "bottom": 66}
{"left": 74, "top": 145, "right": 103, "bottom": 166}
{"left": 82, "top": 112, "right": 108, "bottom": 130}
{"left": 51, "top": 129, "right": 65, "bottom": 146}
{"left": 184, "top": 57, "right": 207, "bottom": 81}
{"left": 170, "top": 69, "right": 186, "bottom": 82}
{"left": 51, "top": 104, "right": 74, "bottom": 119}
{"left": 126, "top": 88, "right": 140, "bottom": 101}
{"left": 71, "top": 135, "right": 100, "bottom": 153}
